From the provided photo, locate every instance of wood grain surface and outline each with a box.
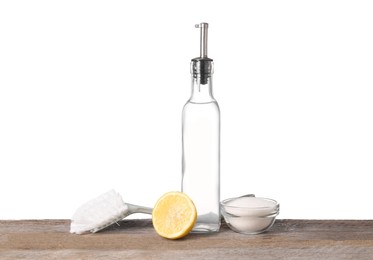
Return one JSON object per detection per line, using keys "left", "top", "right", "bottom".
{"left": 1, "top": 219, "right": 373, "bottom": 259}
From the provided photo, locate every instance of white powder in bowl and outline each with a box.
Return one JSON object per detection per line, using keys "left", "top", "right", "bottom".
{"left": 224, "top": 197, "right": 277, "bottom": 217}
{"left": 222, "top": 196, "right": 279, "bottom": 234}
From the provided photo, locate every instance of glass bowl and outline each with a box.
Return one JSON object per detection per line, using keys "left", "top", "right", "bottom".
{"left": 221, "top": 196, "right": 279, "bottom": 235}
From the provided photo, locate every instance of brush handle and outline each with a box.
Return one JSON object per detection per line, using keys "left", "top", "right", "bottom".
{"left": 127, "top": 203, "right": 153, "bottom": 215}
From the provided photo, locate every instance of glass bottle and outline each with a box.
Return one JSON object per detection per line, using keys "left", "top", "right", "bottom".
{"left": 182, "top": 23, "right": 221, "bottom": 233}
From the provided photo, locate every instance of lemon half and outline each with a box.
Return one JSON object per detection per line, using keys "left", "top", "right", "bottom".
{"left": 152, "top": 191, "right": 197, "bottom": 239}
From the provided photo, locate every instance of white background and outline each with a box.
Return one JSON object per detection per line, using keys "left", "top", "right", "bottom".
{"left": 1, "top": 0, "right": 373, "bottom": 220}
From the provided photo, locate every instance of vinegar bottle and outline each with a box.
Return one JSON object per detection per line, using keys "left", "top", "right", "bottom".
{"left": 182, "top": 23, "right": 221, "bottom": 233}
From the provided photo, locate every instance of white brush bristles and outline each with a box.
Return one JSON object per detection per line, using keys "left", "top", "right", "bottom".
{"left": 70, "top": 190, "right": 129, "bottom": 234}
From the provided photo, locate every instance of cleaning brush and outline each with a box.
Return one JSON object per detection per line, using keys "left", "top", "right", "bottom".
{"left": 70, "top": 189, "right": 152, "bottom": 234}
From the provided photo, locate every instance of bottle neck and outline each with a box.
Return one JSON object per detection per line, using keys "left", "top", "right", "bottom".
{"left": 189, "top": 76, "right": 215, "bottom": 103}
{"left": 189, "top": 59, "right": 215, "bottom": 103}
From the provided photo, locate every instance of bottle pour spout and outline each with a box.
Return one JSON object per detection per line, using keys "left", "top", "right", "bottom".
{"left": 195, "top": 23, "right": 209, "bottom": 58}
{"left": 192, "top": 23, "right": 213, "bottom": 85}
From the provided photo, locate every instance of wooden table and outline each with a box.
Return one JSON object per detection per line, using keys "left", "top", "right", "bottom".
{"left": 1, "top": 219, "right": 373, "bottom": 259}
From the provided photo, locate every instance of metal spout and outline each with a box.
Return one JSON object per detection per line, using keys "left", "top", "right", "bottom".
{"left": 192, "top": 23, "right": 213, "bottom": 85}
{"left": 195, "top": 23, "right": 209, "bottom": 58}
